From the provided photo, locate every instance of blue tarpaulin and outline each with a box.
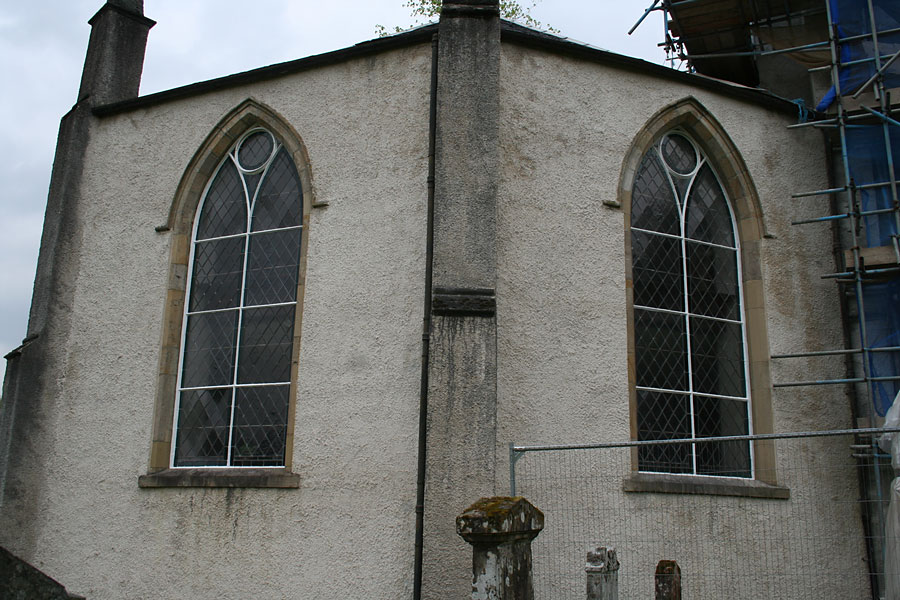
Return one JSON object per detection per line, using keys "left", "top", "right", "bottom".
{"left": 815, "top": 0, "right": 900, "bottom": 111}
{"left": 862, "top": 279, "right": 900, "bottom": 416}
{"left": 845, "top": 126, "right": 900, "bottom": 248}
{"left": 818, "top": 0, "right": 900, "bottom": 416}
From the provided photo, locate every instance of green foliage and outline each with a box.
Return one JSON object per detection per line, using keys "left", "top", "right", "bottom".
{"left": 376, "top": 0, "right": 557, "bottom": 37}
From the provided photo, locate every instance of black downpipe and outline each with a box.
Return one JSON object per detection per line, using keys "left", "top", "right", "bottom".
{"left": 413, "top": 32, "right": 439, "bottom": 600}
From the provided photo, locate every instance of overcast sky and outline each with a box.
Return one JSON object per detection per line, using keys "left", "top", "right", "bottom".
{"left": 0, "top": 0, "right": 667, "bottom": 360}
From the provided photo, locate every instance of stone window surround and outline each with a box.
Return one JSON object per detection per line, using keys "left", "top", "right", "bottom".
{"left": 139, "top": 99, "right": 314, "bottom": 489}
{"left": 618, "top": 97, "right": 786, "bottom": 498}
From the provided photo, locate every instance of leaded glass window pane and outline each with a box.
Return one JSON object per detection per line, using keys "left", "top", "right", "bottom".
{"left": 631, "top": 131, "right": 751, "bottom": 477}
{"left": 181, "top": 311, "right": 238, "bottom": 389}
{"left": 238, "top": 131, "right": 275, "bottom": 171}
{"left": 661, "top": 133, "right": 697, "bottom": 175}
{"left": 237, "top": 305, "right": 295, "bottom": 384}
{"left": 690, "top": 317, "right": 746, "bottom": 398}
{"left": 173, "top": 127, "right": 304, "bottom": 468}
{"left": 686, "top": 241, "right": 739, "bottom": 321}
{"left": 631, "top": 153, "right": 680, "bottom": 234}
{"left": 196, "top": 161, "right": 246, "bottom": 240}
{"left": 244, "top": 229, "right": 302, "bottom": 306}
{"left": 685, "top": 164, "right": 735, "bottom": 247}
{"left": 252, "top": 149, "right": 303, "bottom": 232}
{"left": 632, "top": 230, "right": 684, "bottom": 312}
{"left": 231, "top": 385, "right": 290, "bottom": 467}
{"left": 188, "top": 237, "right": 245, "bottom": 312}
{"left": 636, "top": 390, "right": 692, "bottom": 474}
{"left": 174, "top": 388, "right": 231, "bottom": 467}
{"left": 634, "top": 308, "right": 688, "bottom": 391}
{"left": 695, "top": 396, "right": 751, "bottom": 477}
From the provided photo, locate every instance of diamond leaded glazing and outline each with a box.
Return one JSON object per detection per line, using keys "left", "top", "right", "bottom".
{"left": 173, "top": 128, "right": 303, "bottom": 468}
{"left": 631, "top": 131, "right": 751, "bottom": 477}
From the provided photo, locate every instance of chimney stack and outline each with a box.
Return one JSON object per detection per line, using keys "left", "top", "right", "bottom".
{"left": 78, "top": 0, "right": 155, "bottom": 105}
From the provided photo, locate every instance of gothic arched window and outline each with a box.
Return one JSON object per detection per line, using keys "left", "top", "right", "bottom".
{"left": 172, "top": 127, "right": 304, "bottom": 468}
{"left": 630, "top": 130, "right": 751, "bottom": 477}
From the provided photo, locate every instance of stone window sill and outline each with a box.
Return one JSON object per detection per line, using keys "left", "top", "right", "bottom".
{"left": 623, "top": 472, "right": 789, "bottom": 499}
{"left": 138, "top": 468, "right": 300, "bottom": 489}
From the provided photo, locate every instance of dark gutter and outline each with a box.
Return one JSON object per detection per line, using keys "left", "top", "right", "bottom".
{"left": 412, "top": 31, "right": 438, "bottom": 600}
{"left": 499, "top": 22, "right": 799, "bottom": 116}
{"left": 92, "top": 24, "right": 438, "bottom": 118}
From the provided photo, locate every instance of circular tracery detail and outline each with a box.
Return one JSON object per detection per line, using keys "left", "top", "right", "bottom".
{"left": 660, "top": 133, "right": 697, "bottom": 175}
{"left": 236, "top": 129, "right": 276, "bottom": 172}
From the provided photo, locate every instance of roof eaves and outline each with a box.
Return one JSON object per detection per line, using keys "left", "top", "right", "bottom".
{"left": 93, "top": 23, "right": 438, "bottom": 118}
{"left": 499, "top": 23, "right": 798, "bottom": 116}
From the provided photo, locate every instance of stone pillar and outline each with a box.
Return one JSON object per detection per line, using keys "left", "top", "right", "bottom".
{"left": 456, "top": 497, "right": 545, "bottom": 600}
{"left": 586, "top": 547, "right": 619, "bottom": 600}
{"left": 423, "top": 1, "right": 501, "bottom": 599}
{"left": 655, "top": 560, "right": 681, "bottom": 600}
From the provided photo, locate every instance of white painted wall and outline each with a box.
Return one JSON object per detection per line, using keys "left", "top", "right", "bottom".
{"left": 0, "top": 38, "right": 870, "bottom": 600}
{"left": 0, "top": 43, "right": 431, "bottom": 600}
{"left": 496, "top": 44, "right": 864, "bottom": 599}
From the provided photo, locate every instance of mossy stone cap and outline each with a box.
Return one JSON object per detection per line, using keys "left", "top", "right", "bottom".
{"left": 440, "top": 0, "right": 501, "bottom": 16}
{"left": 446, "top": 0, "right": 499, "bottom": 5}
{"left": 456, "top": 496, "right": 544, "bottom": 543}
{"left": 106, "top": 0, "right": 143, "bottom": 13}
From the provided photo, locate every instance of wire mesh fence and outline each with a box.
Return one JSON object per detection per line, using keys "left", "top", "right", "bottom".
{"left": 510, "top": 429, "right": 897, "bottom": 600}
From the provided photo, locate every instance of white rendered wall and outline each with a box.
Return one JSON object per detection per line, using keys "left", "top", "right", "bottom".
{"left": 496, "top": 45, "right": 864, "bottom": 599}
{"left": 0, "top": 44, "right": 431, "bottom": 600}
{"left": 0, "top": 38, "right": 870, "bottom": 600}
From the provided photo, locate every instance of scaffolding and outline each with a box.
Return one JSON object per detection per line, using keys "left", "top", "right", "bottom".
{"left": 631, "top": 1, "right": 900, "bottom": 597}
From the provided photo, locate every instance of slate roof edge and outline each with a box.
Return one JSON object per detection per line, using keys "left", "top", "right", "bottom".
{"left": 92, "top": 24, "right": 438, "bottom": 117}
{"left": 93, "top": 19, "right": 798, "bottom": 118}
{"left": 499, "top": 22, "right": 800, "bottom": 117}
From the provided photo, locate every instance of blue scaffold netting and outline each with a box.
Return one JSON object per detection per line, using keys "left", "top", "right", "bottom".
{"left": 848, "top": 127, "right": 900, "bottom": 416}
{"left": 816, "top": 0, "right": 900, "bottom": 111}
{"left": 819, "top": 0, "right": 900, "bottom": 416}
{"left": 862, "top": 278, "right": 900, "bottom": 416}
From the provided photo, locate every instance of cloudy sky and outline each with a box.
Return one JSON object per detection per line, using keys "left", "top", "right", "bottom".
{"left": 0, "top": 0, "right": 667, "bottom": 360}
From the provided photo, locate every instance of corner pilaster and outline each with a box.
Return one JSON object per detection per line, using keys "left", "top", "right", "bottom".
{"left": 423, "top": 1, "right": 502, "bottom": 598}
{"left": 0, "top": 1, "right": 154, "bottom": 543}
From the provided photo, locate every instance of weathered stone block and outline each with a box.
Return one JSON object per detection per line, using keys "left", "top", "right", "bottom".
{"left": 457, "top": 497, "right": 544, "bottom": 600}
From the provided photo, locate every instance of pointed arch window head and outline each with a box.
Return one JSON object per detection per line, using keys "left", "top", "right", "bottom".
{"left": 173, "top": 127, "right": 303, "bottom": 468}
{"left": 630, "top": 130, "right": 751, "bottom": 478}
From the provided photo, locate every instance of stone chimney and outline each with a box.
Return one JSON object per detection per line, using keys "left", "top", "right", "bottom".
{"left": 78, "top": 0, "right": 155, "bottom": 105}
{"left": 1, "top": 1, "right": 156, "bottom": 531}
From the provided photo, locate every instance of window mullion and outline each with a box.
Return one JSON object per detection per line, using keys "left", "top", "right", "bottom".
{"left": 226, "top": 156, "right": 253, "bottom": 467}
{"left": 170, "top": 158, "right": 230, "bottom": 468}
{"left": 680, "top": 161, "right": 698, "bottom": 475}
{"left": 247, "top": 143, "right": 279, "bottom": 219}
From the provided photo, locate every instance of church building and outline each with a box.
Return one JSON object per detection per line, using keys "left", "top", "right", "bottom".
{"left": 0, "top": 1, "right": 870, "bottom": 598}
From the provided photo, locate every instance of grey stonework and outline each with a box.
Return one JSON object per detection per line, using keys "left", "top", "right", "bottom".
{"left": 0, "top": 0, "right": 152, "bottom": 552}
{"left": 77, "top": 2, "right": 154, "bottom": 106}
{"left": 586, "top": 547, "right": 619, "bottom": 600}
{"left": 456, "top": 497, "right": 544, "bottom": 600}
{"left": 423, "top": 2, "right": 503, "bottom": 599}
{"left": 655, "top": 560, "right": 682, "bottom": 600}
{"left": 0, "top": 547, "right": 85, "bottom": 600}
